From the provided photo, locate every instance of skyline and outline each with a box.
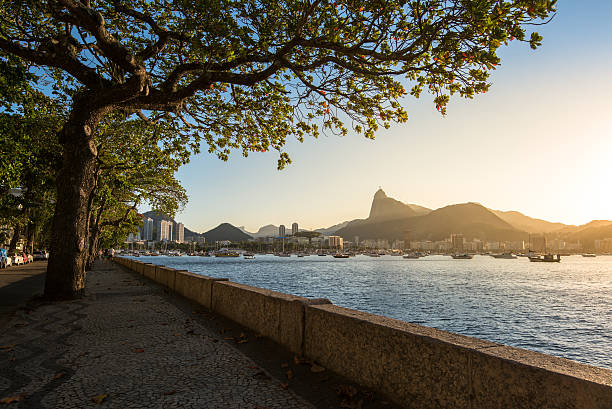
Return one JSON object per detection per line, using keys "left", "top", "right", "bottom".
{"left": 157, "top": 0, "right": 612, "bottom": 233}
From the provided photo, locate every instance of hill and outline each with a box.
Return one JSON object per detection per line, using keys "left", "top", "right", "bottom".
{"left": 336, "top": 202, "right": 525, "bottom": 242}
{"left": 490, "top": 210, "right": 569, "bottom": 233}
{"left": 315, "top": 221, "right": 351, "bottom": 235}
{"left": 368, "top": 188, "right": 430, "bottom": 221}
{"left": 203, "top": 223, "right": 253, "bottom": 242}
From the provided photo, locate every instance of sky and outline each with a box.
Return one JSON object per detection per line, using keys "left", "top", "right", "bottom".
{"left": 167, "top": 1, "right": 612, "bottom": 234}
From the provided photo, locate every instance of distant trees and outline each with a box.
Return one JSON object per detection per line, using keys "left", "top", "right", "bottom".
{"left": 0, "top": 0, "right": 555, "bottom": 298}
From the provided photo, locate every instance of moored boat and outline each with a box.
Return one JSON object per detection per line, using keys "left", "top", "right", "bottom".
{"left": 528, "top": 254, "right": 561, "bottom": 263}
{"left": 451, "top": 254, "right": 473, "bottom": 259}
{"left": 491, "top": 253, "right": 517, "bottom": 259}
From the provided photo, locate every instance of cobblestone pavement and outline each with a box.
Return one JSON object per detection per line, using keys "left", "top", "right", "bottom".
{"left": 0, "top": 261, "right": 314, "bottom": 408}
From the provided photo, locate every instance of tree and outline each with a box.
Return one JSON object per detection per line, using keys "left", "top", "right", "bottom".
{"left": 0, "top": 57, "right": 63, "bottom": 254}
{"left": 84, "top": 115, "right": 189, "bottom": 269}
{"left": 0, "top": 0, "right": 555, "bottom": 298}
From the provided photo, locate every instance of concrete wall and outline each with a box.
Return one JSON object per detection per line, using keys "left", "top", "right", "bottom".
{"left": 113, "top": 257, "right": 612, "bottom": 408}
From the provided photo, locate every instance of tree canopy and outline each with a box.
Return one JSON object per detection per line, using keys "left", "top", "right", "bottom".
{"left": 1, "top": 0, "right": 555, "bottom": 168}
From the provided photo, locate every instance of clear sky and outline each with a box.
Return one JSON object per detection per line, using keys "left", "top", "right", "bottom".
{"left": 167, "top": 0, "right": 612, "bottom": 233}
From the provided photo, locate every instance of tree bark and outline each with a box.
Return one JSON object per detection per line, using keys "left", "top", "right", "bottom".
{"left": 44, "top": 98, "right": 109, "bottom": 299}
{"left": 8, "top": 224, "right": 21, "bottom": 255}
{"left": 26, "top": 220, "right": 35, "bottom": 253}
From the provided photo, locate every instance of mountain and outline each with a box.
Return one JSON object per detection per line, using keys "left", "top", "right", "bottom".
{"left": 246, "top": 224, "right": 278, "bottom": 238}
{"left": 314, "top": 189, "right": 430, "bottom": 235}
{"left": 203, "top": 223, "right": 253, "bottom": 242}
{"left": 564, "top": 223, "right": 612, "bottom": 249}
{"left": 315, "top": 221, "right": 351, "bottom": 235}
{"left": 336, "top": 202, "right": 525, "bottom": 242}
{"left": 490, "top": 210, "right": 569, "bottom": 234}
{"left": 368, "top": 188, "right": 430, "bottom": 221}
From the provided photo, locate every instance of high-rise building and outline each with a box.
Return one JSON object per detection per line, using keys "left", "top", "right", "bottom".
{"left": 173, "top": 222, "right": 184, "bottom": 243}
{"left": 156, "top": 219, "right": 173, "bottom": 241}
{"left": 328, "top": 235, "right": 344, "bottom": 250}
{"left": 279, "top": 225, "right": 286, "bottom": 237}
{"left": 450, "top": 234, "right": 465, "bottom": 251}
{"left": 141, "top": 217, "right": 153, "bottom": 241}
{"left": 291, "top": 222, "right": 298, "bottom": 235}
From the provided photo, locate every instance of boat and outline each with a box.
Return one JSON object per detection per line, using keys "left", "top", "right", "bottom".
{"left": 528, "top": 254, "right": 561, "bottom": 263}
{"left": 368, "top": 253, "right": 381, "bottom": 257}
{"left": 277, "top": 253, "right": 291, "bottom": 257}
{"left": 491, "top": 253, "right": 517, "bottom": 259}
{"left": 402, "top": 253, "right": 421, "bottom": 259}
{"left": 243, "top": 252, "right": 255, "bottom": 259}
{"left": 333, "top": 253, "right": 350, "bottom": 258}
{"left": 215, "top": 251, "right": 240, "bottom": 257}
{"left": 451, "top": 254, "right": 473, "bottom": 259}
{"left": 581, "top": 254, "right": 596, "bottom": 257}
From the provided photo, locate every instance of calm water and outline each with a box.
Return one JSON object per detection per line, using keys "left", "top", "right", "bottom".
{"left": 128, "top": 254, "right": 612, "bottom": 369}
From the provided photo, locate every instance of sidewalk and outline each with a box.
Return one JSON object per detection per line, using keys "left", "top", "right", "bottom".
{"left": 0, "top": 260, "right": 314, "bottom": 408}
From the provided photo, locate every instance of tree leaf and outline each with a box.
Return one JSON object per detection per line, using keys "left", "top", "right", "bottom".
{"left": 91, "top": 394, "right": 108, "bottom": 405}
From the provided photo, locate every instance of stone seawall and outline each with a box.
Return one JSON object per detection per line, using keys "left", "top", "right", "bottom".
{"left": 113, "top": 257, "right": 612, "bottom": 409}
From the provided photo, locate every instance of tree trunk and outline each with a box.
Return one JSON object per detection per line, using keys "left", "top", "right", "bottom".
{"left": 44, "top": 100, "right": 108, "bottom": 299}
{"left": 26, "top": 221, "right": 35, "bottom": 254}
{"left": 8, "top": 224, "right": 21, "bottom": 255}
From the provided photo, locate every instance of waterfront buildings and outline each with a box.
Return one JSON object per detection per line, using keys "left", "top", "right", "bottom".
{"left": 450, "top": 234, "right": 465, "bottom": 251}
{"left": 279, "top": 225, "right": 286, "bottom": 237}
{"left": 142, "top": 217, "right": 153, "bottom": 241}
{"left": 292, "top": 222, "right": 298, "bottom": 235}
{"left": 328, "top": 235, "right": 344, "bottom": 250}
{"left": 156, "top": 219, "right": 173, "bottom": 242}
{"left": 173, "top": 222, "right": 185, "bottom": 244}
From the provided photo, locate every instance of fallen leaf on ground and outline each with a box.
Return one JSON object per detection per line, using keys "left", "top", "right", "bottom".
{"left": 335, "top": 384, "right": 358, "bottom": 398}
{"left": 53, "top": 372, "right": 64, "bottom": 380}
{"left": 135, "top": 348, "right": 144, "bottom": 353}
{"left": 252, "top": 371, "right": 270, "bottom": 380}
{"left": 279, "top": 381, "right": 289, "bottom": 390}
{"left": 91, "top": 394, "right": 108, "bottom": 404}
{"left": 310, "top": 364, "right": 326, "bottom": 373}
{"left": 0, "top": 394, "right": 26, "bottom": 404}
{"left": 162, "top": 390, "right": 176, "bottom": 396}
{"left": 293, "top": 355, "right": 312, "bottom": 365}
{"left": 237, "top": 339, "right": 248, "bottom": 344}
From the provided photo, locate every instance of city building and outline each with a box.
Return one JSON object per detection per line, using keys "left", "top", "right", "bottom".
{"left": 173, "top": 222, "right": 185, "bottom": 243}
{"left": 328, "top": 235, "right": 344, "bottom": 250}
{"left": 156, "top": 219, "right": 173, "bottom": 242}
{"left": 279, "top": 225, "right": 286, "bottom": 237}
{"left": 291, "top": 222, "right": 298, "bottom": 235}
{"left": 595, "top": 238, "right": 612, "bottom": 253}
{"left": 450, "top": 234, "right": 464, "bottom": 251}
{"left": 141, "top": 217, "right": 153, "bottom": 241}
